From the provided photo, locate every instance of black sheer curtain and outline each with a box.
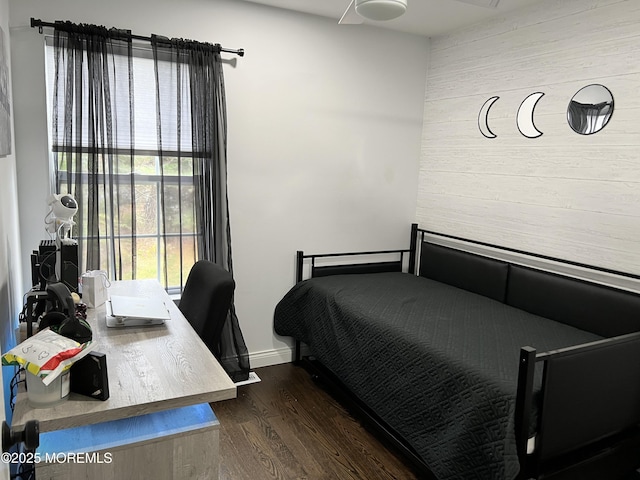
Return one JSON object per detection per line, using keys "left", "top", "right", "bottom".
{"left": 52, "top": 23, "right": 137, "bottom": 276}
{"left": 49, "top": 21, "right": 249, "bottom": 381}
{"left": 151, "top": 36, "right": 249, "bottom": 382}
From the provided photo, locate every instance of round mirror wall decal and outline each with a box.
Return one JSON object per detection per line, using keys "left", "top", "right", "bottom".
{"left": 517, "top": 92, "right": 545, "bottom": 138}
{"left": 567, "top": 84, "right": 614, "bottom": 135}
{"left": 478, "top": 96, "right": 499, "bottom": 139}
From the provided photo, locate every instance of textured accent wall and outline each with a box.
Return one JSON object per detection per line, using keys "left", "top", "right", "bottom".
{"left": 417, "top": 0, "right": 640, "bottom": 276}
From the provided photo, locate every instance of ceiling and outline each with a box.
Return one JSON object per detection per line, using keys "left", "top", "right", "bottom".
{"left": 239, "top": 0, "right": 546, "bottom": 37}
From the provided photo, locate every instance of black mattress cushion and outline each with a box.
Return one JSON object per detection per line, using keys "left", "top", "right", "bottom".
{"left": 419, "top": 242, "right": 509, "bottom": 302}
{"left": 506, "top": 265, "right": 640, "bottom": 337}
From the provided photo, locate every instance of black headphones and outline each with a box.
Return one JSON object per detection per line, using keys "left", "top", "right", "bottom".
{"left": 39, "top": 283, "right": 93, "bottom": 344}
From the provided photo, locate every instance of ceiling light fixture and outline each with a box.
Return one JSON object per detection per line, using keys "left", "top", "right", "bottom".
{"left": 355, "top": 0, "right": 408, "bottom": 22}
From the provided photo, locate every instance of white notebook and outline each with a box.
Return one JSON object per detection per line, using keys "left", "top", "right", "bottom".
{"left": 106, "top": 295, "right": 170, "bottom": 327}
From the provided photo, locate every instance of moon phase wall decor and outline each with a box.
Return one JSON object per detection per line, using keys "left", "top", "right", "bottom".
{"left": 567, "top": 84, "right": 614, "bottom": 135}
{"left": 479, "top": 85, "right": 615, "bottom": 139}
{"left": 516, "top": 92, "right": 545, "bottom": 138}
{"left": 478, "top": 96, "right": 499, "bottom": 138}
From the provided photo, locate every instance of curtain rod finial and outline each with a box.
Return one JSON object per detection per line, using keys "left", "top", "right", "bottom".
{"left": 30, "top": 18, "right": 44, "bottom": 34}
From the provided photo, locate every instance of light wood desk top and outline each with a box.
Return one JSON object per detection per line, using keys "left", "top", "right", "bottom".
{"left": 12, "top": 280, "right": 237, "bottom": 432}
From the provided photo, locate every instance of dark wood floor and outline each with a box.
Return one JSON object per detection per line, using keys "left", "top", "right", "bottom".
{"left": 214, "top": 362, "right": 420, "bottom": 480}
{"left": 214, "top": 363, "right": 640, "bottom": 480}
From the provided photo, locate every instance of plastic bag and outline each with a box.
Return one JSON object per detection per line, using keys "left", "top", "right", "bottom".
{"left": 81, "top": 270, "right": 110, "bottom": 308}
{"left": 2, "top": 328, "right": 94, "bottom": 385}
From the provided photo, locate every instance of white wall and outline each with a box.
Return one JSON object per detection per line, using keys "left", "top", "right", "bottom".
{"left": 9, "top": 0, "right": 429, "bottom": 366}
{"left": 418, "top": 0, "right": 640, "bottom": 280}
{"left": 0, "top": 0, "right": 21, "bottom": 433}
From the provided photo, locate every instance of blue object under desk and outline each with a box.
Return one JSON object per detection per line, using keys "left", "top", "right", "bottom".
{"left": 38, "top": 403, "right": 218, "bottom": 455}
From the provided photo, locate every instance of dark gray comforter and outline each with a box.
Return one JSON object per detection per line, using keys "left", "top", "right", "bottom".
{"left": 273, "top": 272, "right": 603, "bottom": 480}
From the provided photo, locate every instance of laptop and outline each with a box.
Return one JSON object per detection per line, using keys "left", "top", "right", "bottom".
{"left": 106, "top": 295, "right": 170, "bottom": 327}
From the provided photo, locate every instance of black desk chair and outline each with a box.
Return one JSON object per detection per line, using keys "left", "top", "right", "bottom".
{"left": 179, "top": 260, "right": 235, "bottom": 360}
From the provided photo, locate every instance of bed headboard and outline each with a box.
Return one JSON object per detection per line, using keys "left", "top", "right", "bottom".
{"left": 507, "top": 265, "right": 640, "bottom": 338}
{"left": 419, "top": 242, "right": 509, "bottom": 303}
{"left": 416, "top": 226, "right": 640, "bottom": 337}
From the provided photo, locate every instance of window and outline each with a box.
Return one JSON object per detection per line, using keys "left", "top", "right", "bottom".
{"left": 45, "top": 38, "right": 199, "bottom": 292}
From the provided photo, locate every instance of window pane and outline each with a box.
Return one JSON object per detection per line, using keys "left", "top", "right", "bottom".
{"left": 115, "top": 237, "right": 133, "bottom": 280}
{"left": 135, "top": 237, "right": 159, "bottom": 281}
{"left": 162, "top": 184, "right": 196, "bottom": 234}
{"left": 180, "top": 184, "right": 196, "bottom": 232}
{"left": 114, "top": 183, "right": 134, "bottom": 236}
{"left": 115, "top": 154, "right": 134, "bottom": 175}
{"left": 180, "top": 157, "right": 193, "bottom": 176}
{"left": 134, "top": 183, "right": 158, "bottom": 235}
{"left": 162, "top": 236, "right": 196, "bottom": 289}
{"left": 135, "top": 155, "right": 157, "bottom": 175}
{"left": 46, "top": 41, "right": 194, "bottom": 153}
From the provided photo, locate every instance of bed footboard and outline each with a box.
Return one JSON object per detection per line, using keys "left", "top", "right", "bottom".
{"left": 293, "top": 225, "right": 417, "bottom": 363}
{"left": 293, "top": 248, "right": 410, "bottom": 363}
{"left": 516, "top": 331, "right": 640, "bottom": 478}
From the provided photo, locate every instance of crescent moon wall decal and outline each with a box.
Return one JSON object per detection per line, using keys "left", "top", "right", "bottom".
{"left": 517, "top": 92, "right": 545, "bottom": 138}
{"left": 478, "top": 96, "right": 499, "bottom": 138}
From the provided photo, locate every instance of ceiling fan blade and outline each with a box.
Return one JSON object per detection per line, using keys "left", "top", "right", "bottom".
{"left": 339, "top": 0, "right": 363, "bottom": 24}
{"left": 454, "top": 0, "right": 500, "bottom": 8}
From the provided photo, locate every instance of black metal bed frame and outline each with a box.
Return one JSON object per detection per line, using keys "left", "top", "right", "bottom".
{"left": 291, "top": 223, "right": 640, "bottom": 480}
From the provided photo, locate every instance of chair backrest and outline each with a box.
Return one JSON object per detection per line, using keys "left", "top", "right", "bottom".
{"left": 179, "top": 260, "right": 235, "bottom": 359}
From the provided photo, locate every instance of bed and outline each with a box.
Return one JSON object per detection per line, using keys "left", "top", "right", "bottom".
{"left": 273, "top": 224, "right": 640, "bottom": 480}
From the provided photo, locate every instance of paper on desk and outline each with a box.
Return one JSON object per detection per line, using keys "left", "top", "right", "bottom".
{"left": 2, "top": 328, "right": 94, "bottom": 385}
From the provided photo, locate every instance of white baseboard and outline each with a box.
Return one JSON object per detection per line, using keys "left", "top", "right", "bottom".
{"left": 248, "top": 347, "right": 293, "bottom": 368}
{"left": 248, "top": 345, "right": 311, "bottom": 369}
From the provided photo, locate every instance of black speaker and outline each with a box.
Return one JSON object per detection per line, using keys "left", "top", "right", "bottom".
{"left": 31, "top": 241, "right": 57, "bottom": 289}
{"left": 60, "top": 243, "right": 79, "bottom": 294}
{"left": 70, "top": 352, "right": 109, "bottom": 401}
{"left": 30, "top": 241, "right": 79, "bottom": 293}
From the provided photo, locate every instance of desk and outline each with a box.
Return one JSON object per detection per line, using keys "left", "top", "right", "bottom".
{"left": 12, "top": 280, "right": 237, "bottom": 478}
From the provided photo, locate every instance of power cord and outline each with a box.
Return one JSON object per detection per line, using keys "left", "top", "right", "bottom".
{"left": 11, "top": 463, "right": 35, "bottom": 480}
{"left": 9, "top": 367, "right": 24, "bottom": 414}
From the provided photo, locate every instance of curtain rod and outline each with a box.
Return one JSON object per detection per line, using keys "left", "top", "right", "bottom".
{"left": 30, "top": 17, "right": 245, "bottom": 57}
